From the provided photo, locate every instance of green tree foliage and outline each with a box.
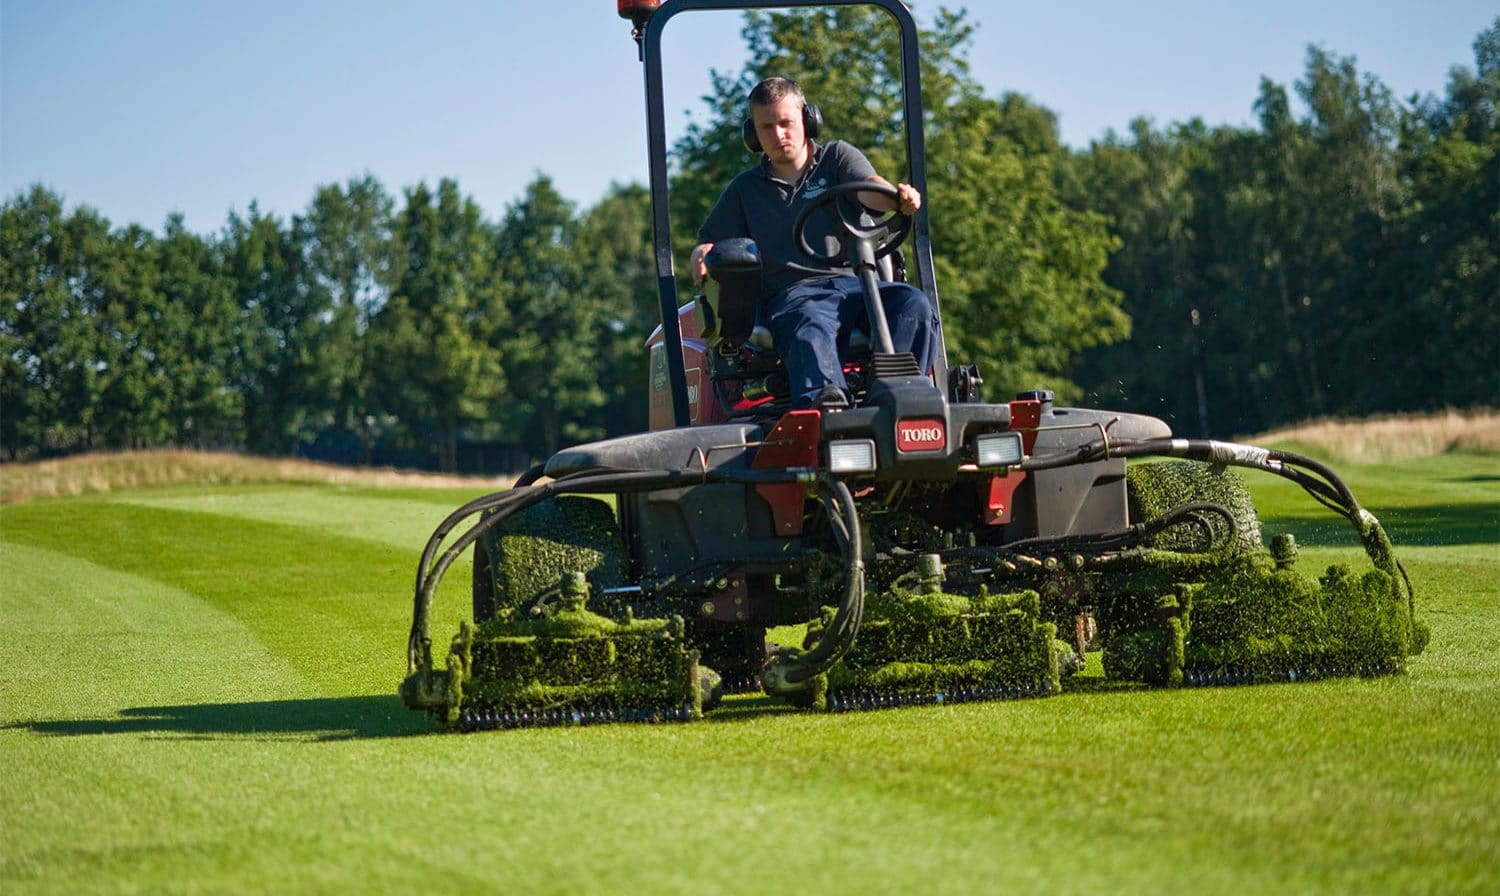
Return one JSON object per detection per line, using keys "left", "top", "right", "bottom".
{"left": 926, "top": 88, "right": 1126, "bottom": 394}
{"left": 370, "top": 180, "right": 505, "bottom": 472}
{"left": 1369, "top": 21, "right": 1500, "bottom": 412}
{"left": 578, "top": 183, "right": 659, "bottom": 438}
{"left": 492, "top": 177, "right": 618, "bottom": 461}
{"left": 222, "top": 206, "right": 326, "bottom": 455}
{"left": 1257, "top": 48, "right": 1402, "bottom": 418}
{"left": 1066, "top": 22, "right": 1498, "bottom": 435}
{"left": 89, "top": 223, "right": 182, "bottom": 450}
{"left": 1062, "top": 119, "right": 1206, "bottom": 426}
{"left": 298, "top": 175, "right": 394, "bottom": 462}
{"left": 0, "top": 188, "right": 103, "bottom": 457}
{"left": 1, "top": 191, "right": 245, "bottom": 456}
{"left": 156, "top": 214, "right": 243, "bottom": 447}
{"left": 668, "top": 6, "right": 1126, "bottom": 398}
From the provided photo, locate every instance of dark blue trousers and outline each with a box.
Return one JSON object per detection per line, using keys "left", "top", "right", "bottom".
{"left": 766, "top": 275, "right": 939, "bottom": 408}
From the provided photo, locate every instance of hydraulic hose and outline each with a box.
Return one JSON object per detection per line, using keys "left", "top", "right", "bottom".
{"left": 997, "top": 500, "right": 1238, "bottom": 557}
{"left": 1016, "top": 436, "right": 1414, "bottom": 617}
{"left": 407, "top": 464, "right": 827, "bottom": 673}
{"left": 761, "top": 474, "right": 866, "bottom": 694}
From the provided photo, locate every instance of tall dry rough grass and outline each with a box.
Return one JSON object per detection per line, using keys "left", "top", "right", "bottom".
{"left": 0, "top": 450, "right": 510, "bottom": 504}
{"left": 1249, "top": 408, "right": 1500, "bottom": 464}
{"left": 3, "top": 409, "right": 1495, "bottom": 503}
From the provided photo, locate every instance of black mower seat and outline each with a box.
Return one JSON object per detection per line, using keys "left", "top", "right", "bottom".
{"left": 702, "top": 237, "right": 896, "bottom": 353}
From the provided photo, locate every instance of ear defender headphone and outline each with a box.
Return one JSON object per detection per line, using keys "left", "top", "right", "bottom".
{"left": 742, "top": 87, "right": 823, "bottom": 154}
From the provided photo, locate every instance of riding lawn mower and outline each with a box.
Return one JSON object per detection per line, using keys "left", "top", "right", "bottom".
{"left": 400, "top": 0, "right": 1425, "bottom": 730}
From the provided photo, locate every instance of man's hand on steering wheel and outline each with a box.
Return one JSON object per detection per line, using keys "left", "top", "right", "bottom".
{"left": 895, "top": 182, "right": 922, "bottom": 215}
{"left": 860, "top": 177, "right": 921, "bottom": 216}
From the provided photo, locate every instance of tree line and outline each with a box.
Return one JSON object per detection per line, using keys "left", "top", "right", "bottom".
{"left": 3, "top": 10, "right": 1494, "bottom": 469}
{"left": 1, "top": 176, "right": 657, "bottom": 470}
{"left": 1064, "top": 30, "right": 1498, "bottom": 436}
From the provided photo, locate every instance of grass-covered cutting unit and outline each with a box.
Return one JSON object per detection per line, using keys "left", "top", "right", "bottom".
{"left": 401, "top": 0, "right": 1425, "bottom": 730}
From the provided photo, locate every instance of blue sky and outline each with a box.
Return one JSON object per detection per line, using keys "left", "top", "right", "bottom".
{"left": 2, "top": 0, "right": 1492, "bottom": 234}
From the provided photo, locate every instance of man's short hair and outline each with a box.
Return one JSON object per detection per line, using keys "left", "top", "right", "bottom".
{"left": 748, "top": 77, "right": 806, "bottom": 109}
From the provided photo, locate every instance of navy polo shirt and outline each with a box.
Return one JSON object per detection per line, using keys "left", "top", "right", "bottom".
{"left": 697, "top": 140, "right": 879, "bottom": 297}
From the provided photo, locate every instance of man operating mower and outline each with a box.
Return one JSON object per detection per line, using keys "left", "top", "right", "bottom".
{"left": 690, "top": 76, "right": 939, "bottom": 410}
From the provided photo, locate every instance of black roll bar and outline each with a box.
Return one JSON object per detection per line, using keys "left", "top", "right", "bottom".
{"left": 636, "top": 0, "right": 945, "bottom": 426}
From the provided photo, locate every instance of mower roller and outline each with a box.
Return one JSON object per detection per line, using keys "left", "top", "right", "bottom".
{"left": 400, "top": 0, "right": 1425, "bottom": 729}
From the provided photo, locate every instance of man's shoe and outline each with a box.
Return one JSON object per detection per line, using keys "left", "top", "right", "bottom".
{"left": 814, "top": 384, "right": 850, "bottom": 411}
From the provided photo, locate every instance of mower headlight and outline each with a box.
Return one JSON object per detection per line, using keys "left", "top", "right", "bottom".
{"left": 827, "top": 439, "right": 878, "bottom": 474}
{"left": 974, "top": 431, "right": 1025, "bottom": 468}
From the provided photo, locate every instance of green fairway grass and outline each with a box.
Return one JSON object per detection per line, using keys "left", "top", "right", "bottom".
{"left": 2, "top": 457, "right": 1497, "bottom": 894}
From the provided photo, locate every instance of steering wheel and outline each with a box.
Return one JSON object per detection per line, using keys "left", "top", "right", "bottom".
{"left": 792, "top": 181, "right": 912, "bottom": 266}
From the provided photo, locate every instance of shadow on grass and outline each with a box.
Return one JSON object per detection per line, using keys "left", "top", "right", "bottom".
{"left": 11, "top": 693, "right": 802, "bottom": 736}
{"left": 8, "top": 695, "right": 438, "bottom": 741}
{"left": 1262, "top": 501, "right": 1500, "bottom": 548}
{"left": 7, "top": 682, "right": 1339, "bottom": 737}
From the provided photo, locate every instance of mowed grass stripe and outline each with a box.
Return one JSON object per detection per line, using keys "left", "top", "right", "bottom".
{"left": 109, "top": 484, "right": 496, "bottom": 549}
{"left": 0, "top": 498, "right": 464, "bottom": 698}
{"left": 0, "top": 541, "right": 314, "bottom": 722}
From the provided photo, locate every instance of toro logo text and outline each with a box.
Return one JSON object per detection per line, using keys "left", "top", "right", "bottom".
{"left": 896, "top": 418, "right": 946, "bottom": 453}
